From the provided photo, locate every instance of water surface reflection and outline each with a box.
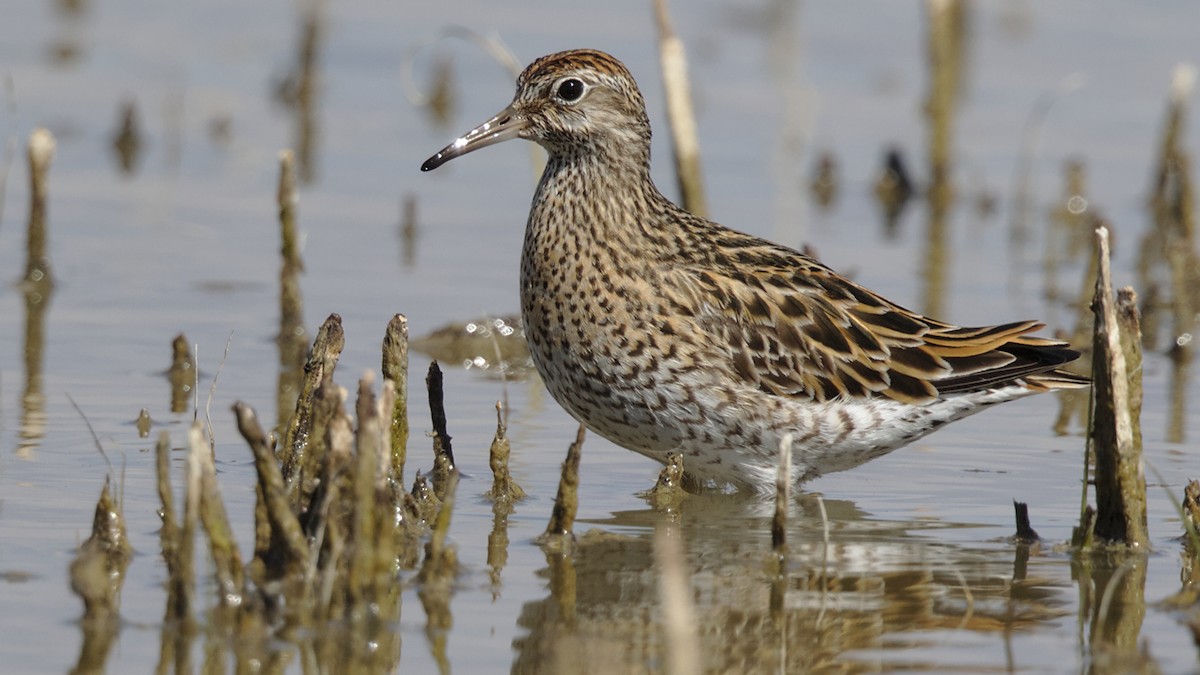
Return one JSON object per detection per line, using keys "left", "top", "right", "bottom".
{"left": 514, "top": 494, "right": 1075, "bottom": 673}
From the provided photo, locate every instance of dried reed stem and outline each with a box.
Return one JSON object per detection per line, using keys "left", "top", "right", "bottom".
{"left": 189, "top": 422, "right": 245, "bottom": 605}
{"left": 772, "top": 434, "right": 793, "bottom": 556}
{"left": 281, "top": 314, "right": 345, "bottom": 480}
{"left": 23, "top": 128, "right": 54, "bottom": 285}
{"left": 235, "top": 402, "right": 309, "bottom": 575}
{"left": 426, "top": 361, "right": 455, "bottom": 499}
{"left": 486, "top": 401, "right": 526, "bottom": 503}
{"left": 1088, "top": 226, "right": 1149, "bottom": 547}
{"left": 652, "top": 0, "right": 706, "bottom": 217}
{"left": 382, "top": 314, "right": 410, "bottom": 484}
{"left": 540, "top": 424, "right": 586, "bottom": 545}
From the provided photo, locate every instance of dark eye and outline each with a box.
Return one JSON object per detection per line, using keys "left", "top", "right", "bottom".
{"left": 556, "top": 78, "right": 585, "bottom": 102}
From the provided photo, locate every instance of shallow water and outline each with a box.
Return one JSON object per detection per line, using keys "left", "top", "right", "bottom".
{"left": 2, "top": 1, "right": 1199, "bottom": 672}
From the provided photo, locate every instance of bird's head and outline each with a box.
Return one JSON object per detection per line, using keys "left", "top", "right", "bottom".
{"left": 422, "top": 49, "right": 651, "bottom": 171}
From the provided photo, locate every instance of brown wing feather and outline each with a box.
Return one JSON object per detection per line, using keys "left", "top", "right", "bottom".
{"left": 674, "top": 232, "right": 1086, "bottom": 405}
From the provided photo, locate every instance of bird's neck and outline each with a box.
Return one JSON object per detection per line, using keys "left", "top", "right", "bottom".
{"left": 528, "top": 147, "right": 676, "bottom": 246}
{"left": 544, "top": 140, "right": 653, "bottom": 188}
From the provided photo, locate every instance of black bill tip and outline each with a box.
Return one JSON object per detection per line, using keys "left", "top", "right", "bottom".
{"left": 420, "top": 154, "right": 445, "bottom": 172}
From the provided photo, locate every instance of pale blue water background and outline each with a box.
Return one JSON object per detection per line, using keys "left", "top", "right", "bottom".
{"left": 1, "top": 1, "right": 1198, "bottom": 672}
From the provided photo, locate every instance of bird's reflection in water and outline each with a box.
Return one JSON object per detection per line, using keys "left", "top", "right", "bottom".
{"left": 511, "top": 493, "right": 1072, "bottom": 673}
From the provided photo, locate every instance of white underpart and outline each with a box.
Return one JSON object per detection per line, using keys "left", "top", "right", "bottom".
{"left": 713, "top": 383, "right": 1040, "bottom": 491}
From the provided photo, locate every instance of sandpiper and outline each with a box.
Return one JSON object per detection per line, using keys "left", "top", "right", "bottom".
{"left": 422, "top": 49, "right": 1087, "bottom": 491}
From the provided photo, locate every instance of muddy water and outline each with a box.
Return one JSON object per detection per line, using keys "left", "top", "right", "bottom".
{"left": 1, "top": 1, "right": 1198, "bottom": 672}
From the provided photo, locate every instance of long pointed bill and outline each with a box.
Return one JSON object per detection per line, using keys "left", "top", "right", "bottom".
{"left": 421, "top": 105, "right": 526, "bottom": 171}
